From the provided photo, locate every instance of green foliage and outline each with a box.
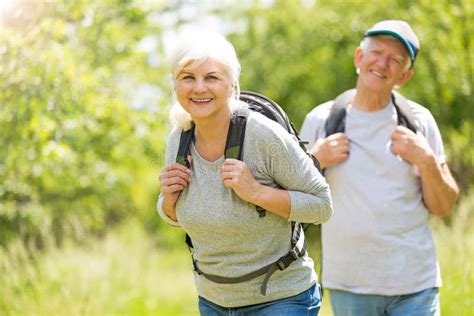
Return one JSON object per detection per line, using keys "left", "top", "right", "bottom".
{"left": 0, "top": 0, "right": 170, "bottom": 248}
{"left": 226, "top": 0, "right": 473, "bottom": 194}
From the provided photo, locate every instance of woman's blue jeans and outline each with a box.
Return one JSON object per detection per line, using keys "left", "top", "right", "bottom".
{"left": 198, "top": 283, "right": 321, "bottom": 316}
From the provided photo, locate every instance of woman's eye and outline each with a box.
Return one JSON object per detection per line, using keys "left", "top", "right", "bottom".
{"left": 181, "top": 75, "right": 194, "bottom": 80}
{"left": 206, "top": 75, "right": 218, "bottom": 80}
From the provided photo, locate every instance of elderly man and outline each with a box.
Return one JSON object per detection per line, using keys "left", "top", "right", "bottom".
{"left": 300, "top": 20, "right": 459, "bottom": 315}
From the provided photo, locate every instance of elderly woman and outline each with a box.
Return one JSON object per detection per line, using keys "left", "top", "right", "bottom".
{"left": 157, "top": 31, "right": 332, "bottom": 315}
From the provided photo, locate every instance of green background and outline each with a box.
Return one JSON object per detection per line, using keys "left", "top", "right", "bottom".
{"left": 1, "top": 0, "right": 472, "bottom": 315}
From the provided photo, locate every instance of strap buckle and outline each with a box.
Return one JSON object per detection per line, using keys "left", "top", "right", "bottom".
{"left": 290, "top": 249, "right": 299, "bottom": 260}
{"left": 277, "top": 260, "right": 286, "bottom": 270}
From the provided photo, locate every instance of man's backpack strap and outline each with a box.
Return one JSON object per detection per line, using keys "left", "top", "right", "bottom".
{"left": 190, "top": 222, "right": 306, "bottom": 295}
{"left": 324, "top": 89, "right": 355, "bottom": 136}
{"left": 325, "top": 89, "right": 418, "bottom": 137}
{"left": 392, "top": 91, "right": 418, "bottom": 133}
{"left": 176, "top": 122, "right": 195, "bottom": 168}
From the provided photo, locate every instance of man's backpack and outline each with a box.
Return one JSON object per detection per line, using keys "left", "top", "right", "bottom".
{"left": 175, "top": 91, "right": 321, "bottom": 295}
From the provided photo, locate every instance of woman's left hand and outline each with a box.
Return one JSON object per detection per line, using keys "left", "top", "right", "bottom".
{"left": 221, "top": 158, "right": 261, "bottom": 203}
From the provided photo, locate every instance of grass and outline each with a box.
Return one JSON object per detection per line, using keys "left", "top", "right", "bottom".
{"left": 0, "top": 220, "right": 198, "bottom": 315}
{"left": 1, "top": 195, "right": 472, "bottom": 315}
{"left": 432, "top": 192, "right": 474, "bottom": 315}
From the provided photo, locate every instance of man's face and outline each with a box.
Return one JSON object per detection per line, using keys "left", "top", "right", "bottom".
{"left": 355, "top": 36, "right": 413, "bottom": 93}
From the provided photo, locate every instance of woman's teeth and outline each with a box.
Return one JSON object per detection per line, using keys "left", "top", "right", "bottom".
{"left": 191, "top": 98, "right": 212, "bottom": 103}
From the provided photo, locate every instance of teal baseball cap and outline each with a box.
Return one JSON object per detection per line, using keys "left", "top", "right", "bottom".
{"left": 365, "top": 20, "right": 420, "bottom": 67}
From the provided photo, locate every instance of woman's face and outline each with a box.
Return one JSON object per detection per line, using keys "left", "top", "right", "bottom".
{"left": 174, "top": 58, "right": 234, "bottom": 122}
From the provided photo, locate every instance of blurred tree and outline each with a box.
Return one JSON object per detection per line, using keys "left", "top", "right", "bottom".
{"left": 224, "top": 0, "right": 473, "bottom": 194}
{"left": 0, "top": 0, "right": 171, "bottom": 248}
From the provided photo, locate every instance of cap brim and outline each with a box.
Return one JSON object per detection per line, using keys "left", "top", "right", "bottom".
{"left": 365, "top": 30, "right": 416, "bottom": 63}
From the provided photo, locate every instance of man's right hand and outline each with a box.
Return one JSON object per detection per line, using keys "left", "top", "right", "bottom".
{"left": 310, "top": 133, "right": 350, "bottom": 169}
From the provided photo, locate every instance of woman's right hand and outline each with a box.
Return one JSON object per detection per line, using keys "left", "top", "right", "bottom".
{"left": 159, "top": 159, "right": 192, "bottom": 218}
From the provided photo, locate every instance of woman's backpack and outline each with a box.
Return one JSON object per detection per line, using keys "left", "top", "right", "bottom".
{"left": 175, "top": 91, "right": 321, "bottom": 295}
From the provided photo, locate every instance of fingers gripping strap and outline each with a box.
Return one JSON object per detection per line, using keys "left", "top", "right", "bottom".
{"left": 176, "top": 122, "right": 195, "bottom": 168}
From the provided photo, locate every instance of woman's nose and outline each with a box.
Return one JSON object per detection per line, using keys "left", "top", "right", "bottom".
{"left": 193, "top": 78, "right": 207, "bottom": 92}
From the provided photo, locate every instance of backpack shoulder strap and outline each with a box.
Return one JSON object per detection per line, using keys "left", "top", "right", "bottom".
{"left": 325, "top": 89, "right": 356, "bottom": 136}
{"left": 176, "top": 122, "right": 195, "bottom": 168}
{"left": 325, "top": 89, "right": 419, "bottom": 135}
{"left": 224, "top": 107, "right": 266, "bottom": 217}
{"left": 391, "top": 92, "right": 418, "bottom": 133}
{"left": 224, "top": 107, "right": 250, "bottom": 160}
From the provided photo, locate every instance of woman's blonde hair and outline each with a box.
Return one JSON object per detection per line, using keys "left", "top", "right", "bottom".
{"left": 168, "top": 31, "right": 244, "bottom": 130}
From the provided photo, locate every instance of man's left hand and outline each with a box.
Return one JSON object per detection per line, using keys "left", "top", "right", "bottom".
{"left": 390, "top": 126, "right": 435, "bottom": 167}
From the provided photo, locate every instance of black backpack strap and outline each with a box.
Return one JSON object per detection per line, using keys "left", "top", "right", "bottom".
{"left": 176, "top": 122, "right": 195, "bottom": 168}
{"left": 185, "top": 233, "right": 193, "bottom": 249}
{"left": 392, "top": 92, "right": 418, "bottom": 133}
{"left": 325, "top": 89, "right": 418, "bottom": 136}
{"left": 191, "top": 222, "right": 306, "bottom": 295}
{"left": 225, "top": 107, "right": 266, "bottom": 217}
{"left": 224, "top": 108, "right": 249, "bottom": 160}
{"left": 321, "top": 89, "right": 355, "bottom": 177}
{"left": 324, "top": 89, "right": 355, "bottom": 136}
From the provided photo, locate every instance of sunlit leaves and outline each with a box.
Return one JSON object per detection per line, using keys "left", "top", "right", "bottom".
{"left": 0, "top": 0, "right": 168, "bottom": 248}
